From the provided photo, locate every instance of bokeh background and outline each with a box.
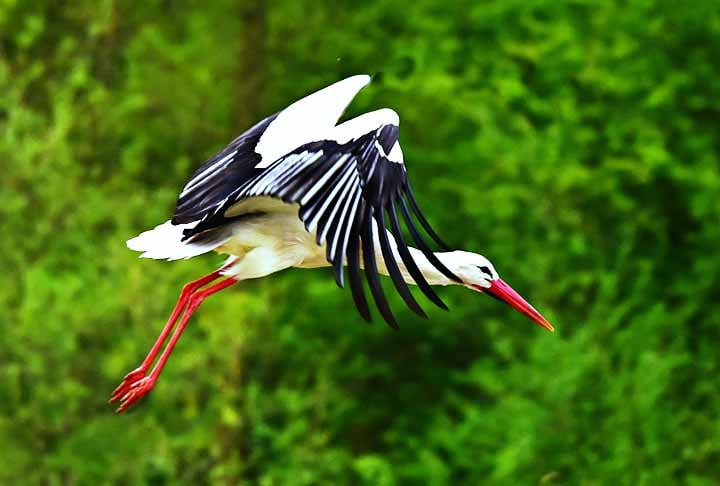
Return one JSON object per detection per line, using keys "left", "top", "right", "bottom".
{"left": 2, "top": 1, "right": 720, "bottom": 484}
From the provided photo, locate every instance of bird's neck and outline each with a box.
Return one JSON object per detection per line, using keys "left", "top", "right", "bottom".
{"left": 406, "top": 248, "right": 458, "bottom": 286}
{"left": 374, "top": 241, "right": 459, "bottom": 287}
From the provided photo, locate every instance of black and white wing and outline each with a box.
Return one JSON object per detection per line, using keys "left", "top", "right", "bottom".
{"left": 173, "top": 113, "right": 279, "bottom": 224}
{"left": 173, "top": 75, "right": 372, "bottom": 225}
{"left": 131, "top": 75, "right": 374, "bottom": 261}
{"left": 180, "top": 109, "right": 459, "bottom": 328}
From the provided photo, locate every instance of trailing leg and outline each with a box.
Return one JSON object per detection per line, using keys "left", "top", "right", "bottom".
{"left": 109, "top": 264, "right": 234, "bottom": 406}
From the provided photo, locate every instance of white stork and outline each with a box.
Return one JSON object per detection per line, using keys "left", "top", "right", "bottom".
{"left": 110, "top": 75, "right": 554, "bottom": 412}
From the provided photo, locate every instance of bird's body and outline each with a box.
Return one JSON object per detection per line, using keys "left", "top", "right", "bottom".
{"left": 131, "top": 196, "right": 459, "bottom": 285}
{"left": 110, "top": 75, "right": 554, "bottom": 412}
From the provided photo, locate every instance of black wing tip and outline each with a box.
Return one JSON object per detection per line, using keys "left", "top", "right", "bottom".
{"left": 446, "top": 272, "right": 463, "bottom": 284}
{"left": 403, "top": 184, "right": 455, "bottom": 250}
{"left": 437, "top": 239, "right": 454, "bottom": 252}
{"left": 378, "top": 302, "right": 399, "bottom": 330}
{"left": 347, "top": 220, "right": 373, "bottom": 324}
{"left": 358, "top": 307, "right": 373, "bottom": 322}
{"left": 360, "top": 211, "right": 399, "bottom": 331}
{"left": 398, "top": 197, "right": 462, "bottom": 283}
{"left": 375, "top": 208, "right": 428, "bottom": 320}
{"left": 414, "top": 307, "right": 429, "bottom": 319}
{"left": 387, "top": 200, "right": 450, "bottom": 312}
{"left": 334, "top": 273, "right": 345, "bottom": 289}
{"left": 376, "top": 305, "right": 400, "bottom": 330}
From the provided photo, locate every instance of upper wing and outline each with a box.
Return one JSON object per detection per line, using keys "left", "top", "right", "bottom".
{"left": 173, "top": 75, "right": 371, "bottom": 224}
{"left": 184, "top": 110, "right": 459, "bottom": 328}
{"left": 173, "top": 113, "right": 278, "bottom": 224}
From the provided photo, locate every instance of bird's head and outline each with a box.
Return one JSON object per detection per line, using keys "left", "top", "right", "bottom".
{"left": 448, "top": 251, "right": 554, "bottom": 333}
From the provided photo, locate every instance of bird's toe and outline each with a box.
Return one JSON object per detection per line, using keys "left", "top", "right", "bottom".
{"left": 115, "top": 377, "right": 155, "bottom": 413}
{"left": 109, "top": 367, "right": 147, "bottom": 404}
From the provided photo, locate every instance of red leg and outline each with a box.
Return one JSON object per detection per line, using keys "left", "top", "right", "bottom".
{"left": 110, "top": 264, "right": 232, "bottom": 404}
{"left": 114, "top": 277, "right": 238, "bottom": 413}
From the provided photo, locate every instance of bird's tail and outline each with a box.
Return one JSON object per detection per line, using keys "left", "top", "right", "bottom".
{"left": 127, "top": 220, "right": 231, "bottom": 260}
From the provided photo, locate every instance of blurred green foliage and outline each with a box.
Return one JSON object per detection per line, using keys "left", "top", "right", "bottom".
{"left": 1, "top": 0, "right": 719, "bottom": 484}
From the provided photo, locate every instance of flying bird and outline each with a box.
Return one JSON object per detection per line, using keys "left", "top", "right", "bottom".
{"left": 110, "top": 75, "right": 554, "bottom": 412}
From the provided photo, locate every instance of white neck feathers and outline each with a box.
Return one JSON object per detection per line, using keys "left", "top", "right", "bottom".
{"left": 369, "top": 223, "right": 458, "bottom": 286}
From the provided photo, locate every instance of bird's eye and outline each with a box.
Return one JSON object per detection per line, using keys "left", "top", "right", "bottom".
{"left": 478, "top": 266, "right": 492, "bottom": 277}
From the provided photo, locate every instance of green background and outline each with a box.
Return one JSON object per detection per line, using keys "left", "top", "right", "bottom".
{"left": 2, "top": 1, "right": 719, "bottom": 484}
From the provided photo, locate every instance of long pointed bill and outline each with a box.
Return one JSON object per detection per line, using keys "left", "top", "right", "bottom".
{"left": 478, "top": 279, "right": 554, "bottom": 332}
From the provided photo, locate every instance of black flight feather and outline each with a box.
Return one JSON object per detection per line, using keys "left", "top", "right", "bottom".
{"left": 361, "top": 205, "right": 398, "bottom": 329}
{"left": 404, "top": 184, "right": 453, "bottom": 251}
{"left": 376, "top": 207, "right": 427, "bottom": 318}
{"left": 346, "top": 204, "right": 371, "bottom": 322}
{"left": 399, "top": 197, "right": 461, "bottom": 283}
{"left": 175, "top": 117, "right": 457, "bottom": 326}
{"left": 388, "top": 200, "right": 449, "bottom": 310}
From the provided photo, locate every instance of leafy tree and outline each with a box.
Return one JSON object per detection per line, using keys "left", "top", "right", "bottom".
{"left": 1, "top": 0, "right": 719, "bottom": 484}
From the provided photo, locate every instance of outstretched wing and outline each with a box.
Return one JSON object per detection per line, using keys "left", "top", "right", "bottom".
{"left": 183, "top": 111, "right": 459, "bottom": 328}
{"left": 173, "top": 113, "right": 279, "bottom": 224}
{"left": 173, "top": 74, "right": 372, "bottom": 225}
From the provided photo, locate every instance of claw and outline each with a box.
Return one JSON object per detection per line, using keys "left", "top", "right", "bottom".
{"left": 115, "top": 376, "right": 156, "bottom": 413}
{"left": 109, "top": 367, "right": 147, "bottom": 404}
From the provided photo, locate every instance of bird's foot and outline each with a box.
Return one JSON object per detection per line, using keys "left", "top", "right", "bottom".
{"left": 114, "top": 376, "right": 156, "bottom": 413}
{"left": 109, "top": 367, "right": 147, "bottom": 404}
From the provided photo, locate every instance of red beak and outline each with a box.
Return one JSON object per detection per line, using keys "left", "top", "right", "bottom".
{"left": 477, "top": 279, "right": 554, "bottom": 332}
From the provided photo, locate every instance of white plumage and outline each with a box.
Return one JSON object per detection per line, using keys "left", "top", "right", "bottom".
{"left": 126, "top": 220, "right": 216, "bottom": 260}
{"left": 254, "top": 74, "right": 371, "bottom": 167}
{"left": 110, "top": 75, "right": 554, "bottom": 413}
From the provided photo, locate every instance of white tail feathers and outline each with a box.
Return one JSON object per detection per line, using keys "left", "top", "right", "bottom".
{"left": 127, "top": 220, "right": 228, "bottom": 260}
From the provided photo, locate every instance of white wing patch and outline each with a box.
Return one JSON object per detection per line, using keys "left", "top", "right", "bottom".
{"left": 328, "top": 108, "right": 399, "bottom": 144}
{"left": 254, "top": 75, "right": 371, "bottom": 168}
{"left": 386, "top": 141, "right": 403, "bottom": 164}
